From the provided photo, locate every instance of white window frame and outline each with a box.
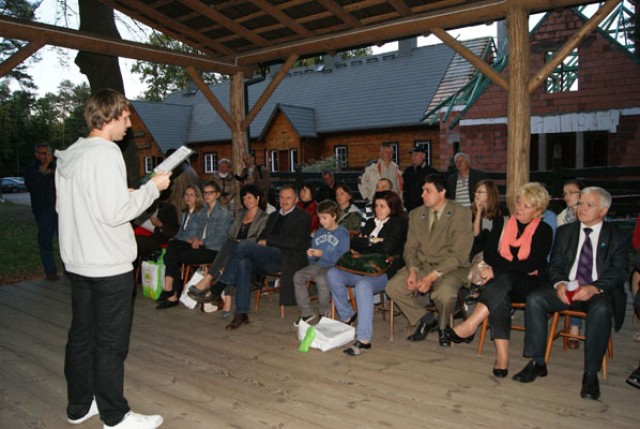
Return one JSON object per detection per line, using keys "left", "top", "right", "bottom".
{"left": 144, "top": 156, "right": 154, "bottom": 174}
{"left": 289, "top": 149, "right": 298, "bottom": 172}
{"left": 203, "top": 152, "right": 218, "bottom": 174}
{"left": 269, "top": 150, "right": 278, "bottom": 172}
{"left": 334, "top": 145, "right": 348, "bottom": 169}
{"left": 413, "top": 140, "right": 432, "bottom": 164}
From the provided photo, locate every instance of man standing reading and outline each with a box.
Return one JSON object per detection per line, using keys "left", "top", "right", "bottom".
{"left": 56, "top": 89, "right": 171, "bottom": 429}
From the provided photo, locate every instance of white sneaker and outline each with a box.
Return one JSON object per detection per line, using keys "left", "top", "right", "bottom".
{"left": 68, "top": 398, "right": 99, "bottom": 424}
{"left": 104, "top": 411, "right": 164, "bottom": 429}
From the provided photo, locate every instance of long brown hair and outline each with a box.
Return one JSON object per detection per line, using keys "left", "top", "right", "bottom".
{"left": 471, "top": 179, "right": 501, "bottom": 220}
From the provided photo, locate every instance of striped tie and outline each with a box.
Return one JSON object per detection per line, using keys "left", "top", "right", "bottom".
{"left": 576, "top": 228, "right": 593, "bottom": 285}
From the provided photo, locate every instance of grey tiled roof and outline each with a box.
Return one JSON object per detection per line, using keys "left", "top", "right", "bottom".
{"left": 141, "top": 40, "right": 490, "bottom": 152}
{"left": 130, "top": 101, "right": 191, "bottom": 153}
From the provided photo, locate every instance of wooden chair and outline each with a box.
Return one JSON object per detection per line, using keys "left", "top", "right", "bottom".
{"left": 424, "top": 289, "right": 469, "bottom": 328}
{"left": 476, "top": 302, "right": 526, "bottom": 355}
{"left": 544, "top": 309, "right": 614, "bottom": 378}
{"left": 255, "top": 272, "right": 285, "bottom": 318}
{"left": 330, "top": 288, "right": 396, "bottom": 340}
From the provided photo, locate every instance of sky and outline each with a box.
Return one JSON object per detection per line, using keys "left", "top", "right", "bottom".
{"left": 5, "top": 0, "right": 558, "bottom": 100}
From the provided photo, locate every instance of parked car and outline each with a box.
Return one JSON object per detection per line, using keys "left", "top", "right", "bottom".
{"left": 1, "top": 177, "right": 28, "bottom": 193}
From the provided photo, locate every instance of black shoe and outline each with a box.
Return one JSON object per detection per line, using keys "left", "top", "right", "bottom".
{"left": 293, "top": 314, "right": 318, "bottom": 327}
{"left": 442, "top": 326, "right": 475, "bottom": 344}
{"left": 512, "top": 360, "right": 548, "bottom": 383}
{"left": 187, "top": 285, "right": 213, "bottom": 302}
{"left": 407, "top": 315, "right": 438, "bottom": 341}
{"left": 226, "top": 313, "right": 249, "bottom": 330}
{"left": 580, "top": 372, "right": 600, "bottom": 400}
{"left": 157, "top": 290, "right": 174, "bottom": 302}
{"left": 343, "top": 340, "right": 371, "bottom": 356}
{"left": 626, "top": 366, "right": 640, "bottom": 389}
{"left": 156, "top": 299, "right": 179, "bottom": 310}
{"left": 344, "top": 312, "right": 358, "bottom": 326}
{"left": 493, "top": 368, "right": 509, "bottom": 378}
{"left": 438, "top": 329, "right": 452, "bottom": 347}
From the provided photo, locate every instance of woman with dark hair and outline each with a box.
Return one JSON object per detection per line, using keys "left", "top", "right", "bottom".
{"left": 187, "top": 184, "right": 269, "bottom": 314}
{"left": 444, "top": 182, "right": 553, "bottom": 377}
{"left": 297, "top": 183, "right": 319, "bottom": 233}
{"left": 327, "top": 190, "right": 407, "bottom": 356}
{"left": 557, "top": 179, "right": 584, "bottom": 226}
{"left": 157, "top": 180, "right": 232, "bottom": 309}
{"left": 335, "top": 184, "right": 363, "bottom": 232}
{"left": 470, "top": 179, "right": 505, "bottom": 258}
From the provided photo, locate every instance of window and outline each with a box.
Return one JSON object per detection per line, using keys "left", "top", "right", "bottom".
{"left": 546, "top": 48, "right": 579, "bottom": 93}
{"left": 413, "top": 140, "right": 432, "bottom": 164}
{"left": 144, "top": 156, "right": 154, "bottom": 174}
{"left": 334, "top": 145, "right": 348, "bottom": 169}
{"left": 289, "top": 149, "right": 298, "bottom": 172}
{"left": 383, "top": 141, "right": 399, "bottom": 164}
{"left": 203, "top": 152, "right": 218, "bottom": 174}
{"left": 270, "top": 150, "right": 278, "bottom": 172}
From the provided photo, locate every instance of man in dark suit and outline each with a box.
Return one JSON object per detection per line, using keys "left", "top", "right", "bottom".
{"left": 447, "top": 152, "right": 489, "bottom": 207}
{"left": 513, "top": 187, "right": 629, "bottom": 400}
{"left": 216, "top": 184, "right": 311, "bottom": 330}
{"left": 402, "top": 145, "right": 439, "bottom": 212}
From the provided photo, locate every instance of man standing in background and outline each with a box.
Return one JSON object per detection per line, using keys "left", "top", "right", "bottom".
{"left": 24, "top": 143, "right": 59, "bottom": 281}
{"left": 447, "top": 152, "right": 488, "bottom": 208}
{"left": 403, "top": 145, "right": 439, "bottom": 212}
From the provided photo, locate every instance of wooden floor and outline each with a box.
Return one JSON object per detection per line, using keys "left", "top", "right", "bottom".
{"left": 1, "top": 278, "right": 639, "bottom": 429}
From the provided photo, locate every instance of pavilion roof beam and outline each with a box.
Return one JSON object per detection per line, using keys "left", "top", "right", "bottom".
{"left": 235, "top": 0, "right": 596, "bottom": 65}
{"left": 430, "top": 26, "right": 508, "bottom": 90}
{"left": 316, "top": 0, "right": 363, "bottom": 28}
{"left": 0, "top": 16, "right": 244, "bottom": 75}
{"left": 0, "top": 40, "right": 44, "bottom": 78}
{"left": 248, "top": 0, "right": 314, "bottom": 38}
{"left": 180, "top": 0, "right": 272, "bottom": 48}
{"left": 388, "top": 0, "right": 414, "bottom": 17}
{"left": 185, "top": 65, "right": 236, "bottom": 131}
{"left": 528, "top": 0, "right": 622, "bottom": 93}
{"left": 101, "top": 0, "right": 237, "bottom": 58}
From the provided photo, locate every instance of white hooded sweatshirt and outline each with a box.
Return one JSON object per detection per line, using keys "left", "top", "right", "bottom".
{"left": 55, "top": 137, "right": 159, "bottom": 277}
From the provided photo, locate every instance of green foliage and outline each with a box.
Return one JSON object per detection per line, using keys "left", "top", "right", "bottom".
{"left": 302, "top": 156, "right": 337, "bottom": 173}
{"left": 131, "top": 32, "right": 228, "bottom": 101}
{"left": 0, "top": 0, "right": 38, "bottom": 88}
{"left": 0, "top": 80, "right": 90, "bottom": 176}
{"left": 0, "top": 201, "right": 62, "bottom": 284}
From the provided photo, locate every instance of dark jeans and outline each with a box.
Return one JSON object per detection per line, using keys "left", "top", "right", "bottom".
{"left": 218, "top": 241, "right": 283, "bottom": 313}
{"left": 524, "top": 286, "right": 613, "bottom": 374}
{"left": 34, "top": 208, "right": 58, "bottom": 275}
{"left": 164, "top": 240, "right": 218, "bottom": 294}
{"left": 65, "top": 271, "right": 133, "bottom": 426}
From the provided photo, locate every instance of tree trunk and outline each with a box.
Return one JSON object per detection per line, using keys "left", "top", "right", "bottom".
{"left": 75, "top": 0, "right": 139, "bottom": 187}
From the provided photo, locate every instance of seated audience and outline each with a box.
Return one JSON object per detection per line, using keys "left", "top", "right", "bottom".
{"left": 470, "top": 179, "right": 506, "bottom": 258}
{"left": 315, "top": 170, "right": 338, "bottom": 202}
{"left": 156, "top": 181, "right": 232, "bottom": 309}
{"left": 293, "top": 200, "right": 350, "bottom": 325}
{"left": 361, "top": 178, "right": 393, "bottom": 229}
{"left": 214, "top": 184, "right": 311, "bottom": 329}
{"left": 335, "top": 184, "right": 362, "bottom": 233}
{"left": 328, "top": 190, "right": 406, "bottom": 356}
{"left": 297, "top": 183, "right": 319, "bottom": 233}
{"left": 386, "top": 174, "right": 472, "bottom": 347}
{"left": 444, "top": 182, "right": 553, "bottom": 377}
{"left": 513, "top": 187, "right": 629, "bottom": 401}
{"left": 135, "top": 190, "right": 179, "bottom": 257}
{"left": 187, "top": 184, "right": 269, "bottom": 316}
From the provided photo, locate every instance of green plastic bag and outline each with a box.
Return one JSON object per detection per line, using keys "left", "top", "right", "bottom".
{"left": 141, "top": 249, "right": 166, "bottom": 300}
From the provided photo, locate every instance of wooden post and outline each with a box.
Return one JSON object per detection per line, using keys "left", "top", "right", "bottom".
{"left": 230, "top": 70, "right": 247, "bottom": 208}
{"left": 505, "top": 2, "right": 530, "bottom": 212}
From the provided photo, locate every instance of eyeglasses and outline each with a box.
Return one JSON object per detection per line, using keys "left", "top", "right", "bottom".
{"left": 202, "top": 191, "right": 217, "bottom": 195}
{"left": 562, "top": 191, "right": 580, "bottom": 197}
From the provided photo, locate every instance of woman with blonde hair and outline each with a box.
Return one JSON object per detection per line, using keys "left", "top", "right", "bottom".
{"left": 444, "top": 182, "right": 553, "bottom": 377}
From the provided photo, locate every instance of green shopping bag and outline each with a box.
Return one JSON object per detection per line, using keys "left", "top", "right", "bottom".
{"left": 141, "top": 249, "right": 166, "bottom": 300}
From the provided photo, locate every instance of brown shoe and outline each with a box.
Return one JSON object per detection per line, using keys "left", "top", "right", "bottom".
{"left": 568, "top": 338, "right": 580, "bottom": 350}
{"left": 226, "top": 313, "right": 249, "bottom": 330}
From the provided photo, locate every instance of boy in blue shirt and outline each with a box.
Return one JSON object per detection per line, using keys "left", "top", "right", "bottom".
{"left": 293, "top": 200, "right": 350, "bottom": 326}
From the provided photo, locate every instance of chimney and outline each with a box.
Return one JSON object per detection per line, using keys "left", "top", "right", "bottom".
{"left": 398, "top": 37, "right": 417, "bottom": 57}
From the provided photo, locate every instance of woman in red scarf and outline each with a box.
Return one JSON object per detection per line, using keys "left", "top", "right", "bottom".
{"left": 444, "top": 182, "right": 553, "bottom": 377}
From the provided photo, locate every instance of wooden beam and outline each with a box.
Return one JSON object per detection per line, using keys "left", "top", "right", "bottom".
{"left": 528, "top": 0, "right": 622, "bottom": 93}
{"left": 185, "top": 66, "right": 236, "bottom": 131}
{"left": 181, "top": 0, "right": 272, "bottom": 48}
{"left": 0, "top": 15, "right": 242, "bottom": 75}
{"left": 505, "top": 1, "right": 531, "bottom": 211}
{"left": 230, "top": 70, "right": 248, "bottom": 199}
{"left": 430, "top": 27, "right": 508, "bottom": 90}
{"left": 241, "top": 54, "right": 299, "bottom": 131}
{"left": 103, "top": 0, "right": 237, "bottom": 57}
{"left": 0, "top": 40, "right": 44, "bottom": 78}
{"left": 388, "top": 0, "right": 414, "bottom": 17}
{"left": 248, "top": 0, "right": 314, "bottom": 38}
{"left": 316, "top": 0, "right": 363, "bottom": 28}
{"left": 235, "top": 0, "right": 597, "bottom": 65}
